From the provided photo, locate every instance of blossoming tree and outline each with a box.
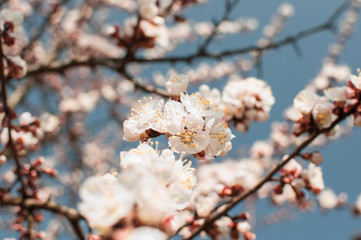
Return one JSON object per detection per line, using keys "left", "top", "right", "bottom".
{"left": 0, "top": 0, "right": 361, "bottom": 239}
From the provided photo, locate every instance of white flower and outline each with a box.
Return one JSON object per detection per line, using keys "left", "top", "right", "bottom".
{"left": 78, "top": 173, "right": 134, "bottom": 235}
{"left": 40, "top": 113, "right": 60, "bottom": 133}
{"left": 250, "top": 140, "right": 274, "bottom": 159}
{"left": 205, "top": 119, "right": 233, "bottom": 156}
{"left": 302, "top": 163, "right": 325, "bottom": 193}
{"left": 355, "top": 194, "right": 361, "bottom": 212}
{"left": 120, "top": 143, "right": 196, "bottom": 211}
{"left": 7, "top": 56, "right": 27, "bottom": 78}
{"left": 318, "top": 189, "right": 338, "bottom": 210}
{"left": 293, "top": 90, "right": 319, "bottom": 114}
{"left": 101, "top": 84, "right": 118, "bottom": 101}
{"left": 120, "top": 143, "right": 159, "bottom": 169}
{"left": 222, "top": 76, "right": 275, "bottom": 128}
{"left": 237, "top": 221, "right": 251, "bottom": 234}
{"left": 272, "top": 184, "right": 296, "bottom": 205}
{"left": 180, "top": 92, "right": 211, "bottom": 119}
{"left": 126, "top": 227, "right": 167, "bottom": 240}
{"left": 77, "top": 91, "right": 99, "bottom": 112}
{"left": 138, "top": 0, "right": 159, "bottom": 19}
{"left": 324, "top": 87, "right": 347, "bottom": 101}
{"left": 278, "top": 3, "right": 294, "bottom": 17}
{"left": 0, "top": 9, "right": 24, "bottom": 29}
{"left": 283, "top": 158, "right": 302, "bottom": 175}
{"left": 168, "top": 113, "right": 210, "bottom": 154}
{"left": 59, "top": 98, "right": 81, "bottom": 113}
{"left": 136, "top": 176, "right": 174, "bottom": 224}
{"left": 215, "top": 216, "right": 232, "bottom": 236}
{"left": 312, "top": 102, "right": 336, "bottom": 129}
{"left": 140, "top": 17, "right": 169, "bottom": 47}
{"left": 165, "top": 96, "right": 215, "bottom": 155}
{"left": 19, "top": 112, "right": 35, "bottom": 126}
{"left": 123, "top": 98, "right": 167, "bottom": 141}
{"left": 165, "top": 74, "right": 189, "bottom": 95}
{"left": 195, "top": 84, "right": 222, "bottom": 108}
{"left": 350, "top": 74, "right": 361, "bottom": 90}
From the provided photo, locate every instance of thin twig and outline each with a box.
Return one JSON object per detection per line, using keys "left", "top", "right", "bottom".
{"left": 0, "top": 29, "right": 28, "bottom": 197}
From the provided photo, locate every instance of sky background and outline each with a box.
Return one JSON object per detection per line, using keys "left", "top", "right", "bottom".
{"left": 2, "top": 0, "right": 361, "bottom": 239}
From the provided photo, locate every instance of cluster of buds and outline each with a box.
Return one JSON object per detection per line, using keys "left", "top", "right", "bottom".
{"left": 12, "top": 211, "right": 46, "bottom": 240}
{"left": 272, "top": 158, "right": 325, "bottom": 205}
{"left": 286, "top": 72, "right": 361, "bottom": 136}
{"left": 1, "top": 112, "right": 43, "bottom": 153}
{"left": 206, "top": 213, "right": 256, "bottom": 240}
{"left": 0, "top": 9, "right": 27, "bottom": 79}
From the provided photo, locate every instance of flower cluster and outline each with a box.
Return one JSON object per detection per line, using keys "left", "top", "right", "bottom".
{"left": 78, "top": 143, "right": 196, "bottom": 236}
{"left": 271, "top": 158, "right": 325, "bottom": 205}
{"left": 286, "top": 72, "right": 361, "bottom": 136}
{"left": 222, "top": 76, "right": 275, "bottom": 132}
{"left": 123, "top": 76, "right": 234, "bottom": 158}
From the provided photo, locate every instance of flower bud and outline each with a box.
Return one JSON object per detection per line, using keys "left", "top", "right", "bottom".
{"left": 165, "top": 74, "right": 189, "bottom": 95}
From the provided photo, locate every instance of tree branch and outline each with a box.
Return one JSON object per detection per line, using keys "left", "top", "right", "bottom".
{"left": 1, "top": 197, "right": 86, "bottom": 240}
{"left": 184, "top": 96, "right": 361, "bottom": 240}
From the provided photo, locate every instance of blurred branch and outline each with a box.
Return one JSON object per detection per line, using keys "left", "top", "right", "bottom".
{"left": 198, "top": 0, "right": 240, "bottom": 54}
{"left": 21, "top": 0, "right": 70, "bottom": 56}
{"left": 26, "top": 0, "right": 348, "bottom": 77}
{"left": 183, "top": 96, "right": 361, "bottom": 240}
{"left": 0, "top": 30, "right": 28, "bottom": 197}
{"left": 1, "top": 197, "right": 86, "bottom": 240}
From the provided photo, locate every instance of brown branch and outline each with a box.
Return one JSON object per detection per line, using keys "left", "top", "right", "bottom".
{"left": 1, "top": 196, "right": 86, "bottom": 240}
{"left": 26, "top": 0, "right": 348, "bottom": 75}
{"left": 183, "top": 96, "right": 361, "bottom": 240}
{"left": 198, "top": 0, "right": 241, "bottom": 54}
{"left": 134, "top": 0, "right": 349, "bottom": 64}
{"left": 0, "top": 29, "right": 28, "bottom": 197}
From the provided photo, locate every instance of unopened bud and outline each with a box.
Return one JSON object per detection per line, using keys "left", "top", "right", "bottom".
{"left": 245, "top": 232, "right": 256, "bottom": 240}
{"left": 237, "top": 221, "right": 251, "bottom": 234}
{"left": 309, "top": 151, "right": 323, "bottom": 165}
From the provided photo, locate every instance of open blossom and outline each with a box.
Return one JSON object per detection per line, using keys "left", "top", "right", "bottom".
{"left": 302, "top": 163, "right": 325, "bottom": 194}
{"left": 7, "top": 55, "right": 27, "bottom": 78}
{"left": 287, "top": 89, "right": 338, "bottom": 131}
{"left": 293, "top": 90, "right": 320, "bottom": 114}
{"left": 195, "top": 84, "right": 222, "bottom": 108}
{"left": 165, "top": 74, "right": 189, "bottom": 95}
{"left": 123, "top": 98, "right": 167, "bottom": 141}
{"left": 19, "top": 112, "right": 35, "bottom": 126}
{"left": 0, "top": 9, "right": 24, "bottom": 29}
{"left": 126, "top": 227, "right": 167, "bottom": 240}
{"left": 324, "top": 87, "right": 347, "bottom": 101}
{"left": 78, "top": 173, "right": 135, "bottom": 235}
{"left": 138, "top": 0, "right": 159, "bottom": 19}
{"left": 120, "top": 143, "right": 196, "bottom": 211}
{"left": 222, "top": 76, "right": 275, "bottom": 132}
{"left": 318, "top": 189, "right": 338, "bottom": 210}
{"left": 205, "top": 119, "right": 234, "bottom": 156}
{"left": 165, "top": 93, "right": 233, "bottom": 156}
{"left": 350, "top": 73, "right": 361, "bottom": 90}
